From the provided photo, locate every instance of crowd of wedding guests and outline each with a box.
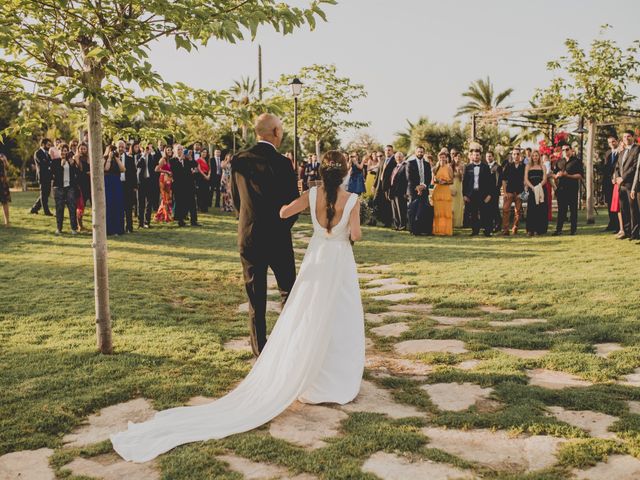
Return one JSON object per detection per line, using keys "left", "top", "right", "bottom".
{"left": 20, "top": 129, "right": 640, "bottom": 242}
{"left": 307, "top": 131, "right": 639, "bottom": 242}
{"left": 29, "top": 138, "right": 235, "bottom": 235}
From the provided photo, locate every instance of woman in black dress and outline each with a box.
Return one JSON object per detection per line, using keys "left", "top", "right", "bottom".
{"left": 0, "top": 153, "right": 11, "bottom": 226}
{"left": 524, "top": 150, "right": 549, "bottom": 236}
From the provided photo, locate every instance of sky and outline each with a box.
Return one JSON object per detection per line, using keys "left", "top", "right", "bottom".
{"left": 147, "top": 0, "right": 640, "bottom": 145}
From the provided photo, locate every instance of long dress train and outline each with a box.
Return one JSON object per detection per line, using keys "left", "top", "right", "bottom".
{"left": 111, "top": 187, "right": 364, "bottom": 463}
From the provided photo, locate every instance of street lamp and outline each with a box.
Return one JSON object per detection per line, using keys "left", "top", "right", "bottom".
{"left": 573, "top": 117, "right": 588, "bottom": 161}
{"left": 231, "top": 121, "right": 238, "bottom": 154}
{"left": 289, "top": 77, "right": 303, "bottom": 166}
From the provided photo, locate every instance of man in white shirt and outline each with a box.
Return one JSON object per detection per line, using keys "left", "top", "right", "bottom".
{"left": 211, "top": 148, "right": 223, "bottom": 208}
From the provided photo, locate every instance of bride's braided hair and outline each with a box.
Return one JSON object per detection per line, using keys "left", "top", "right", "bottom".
{"left": 319, "top": 150, "right": 349, "bottom": 233}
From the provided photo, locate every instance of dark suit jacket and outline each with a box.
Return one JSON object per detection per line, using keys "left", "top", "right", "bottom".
{"left": 231, "top": 142, "right": 299, "bottom": 252}
{"left": 380, "top": 157, "right": 397, "bottom": 194}
{"left": 170, "top": 157, "right": 196, "bottom": 191}
{"left": 406, "top": 158, "right": 432, "bottom": 201}
{"left": 34, "top": 148, "right": 52, "bottom": 183}
{"left": 389, "top": 162, "right": 409, "bottom": 199}
{"left": 488, "top": 161, "right": 503, "bottom": 197}
{"left": 463, "top": 162, "right": 492, "bottom": 199}
{"left": 615, "top": 145, "right": 640, "bottom": 189}
{"left": 136, "top": 153, "right": 159, "bottom": 185}
{"left": 51, "top": 158, "right": 80, "bottom": 188}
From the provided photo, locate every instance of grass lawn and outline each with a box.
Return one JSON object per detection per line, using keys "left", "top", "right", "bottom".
{"left": 2, "top": 190, "right": 640, "bottom": 479}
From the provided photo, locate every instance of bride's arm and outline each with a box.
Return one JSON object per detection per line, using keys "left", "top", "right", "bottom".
{"left": 349, "top": 200, "right": 362, "bottom": 242}
{"left": 280, "top": 191, "right": 309, "bottom": 219}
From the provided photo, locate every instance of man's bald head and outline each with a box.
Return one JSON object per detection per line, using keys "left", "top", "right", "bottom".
{"left": 254, "top": 113, "right": 284, "bottom": 148}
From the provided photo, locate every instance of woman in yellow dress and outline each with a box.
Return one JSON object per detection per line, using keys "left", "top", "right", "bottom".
{"left": 451, "top": 150, "right": 465, "bottom": 228}
{"left": 432, "top": 153, "right": 454, "bottom": 236}
{"left": 364, "top": 153, "right": 379, "bottom": 196}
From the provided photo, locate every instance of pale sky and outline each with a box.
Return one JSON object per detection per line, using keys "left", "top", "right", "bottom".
{"left": 147, "top": 0, "right": 640, "bottom": 144}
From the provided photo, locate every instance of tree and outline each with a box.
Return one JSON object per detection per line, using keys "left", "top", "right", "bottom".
{"left": 456, "top": 77, "right": 514, "bottom": 117}
{"left": 274, "top": 64, "right": 369, "bottom": 159}
{"left": 393, "top": 117, "right": 466, "bottom": 155}
{"left": 535, "top": 25, "right": 640, "bottom": 223}
{"left": 345, "top": 132, "right": 382, "bottom": 155}
{"left": 0, "top": 0, "right": 332, "bottom": 354}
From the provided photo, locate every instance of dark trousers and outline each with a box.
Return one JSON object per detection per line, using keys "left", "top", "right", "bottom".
{"left": 391, "top": 196, "right": 407, "bottom": 230}
{"left": 490, "top": 193, "right": 501, "bottom": 231}
{"left": 374, "top": 193, "right": 393, "bottom": 227}
{"left": 137, "top": 179, "right": 153, "bottom": 226}
{"left": 54, "top": 186, "right": 77, "bottom": 231}
{"left": 123, "top": 183, "right": 136, "bottom": 232}
{"left": 619, "top": 185, "right": 640, "bottom": 238}
{"left": 175, "top": 186, "right": 198, "bottom": 225}
{"left": 603, "top": 184, "right": 618, "bottom": 230}
{"left": 468, "top": 190, "right": 491, "bottom": 235}
{"left": 31, "top": 180, "right": 52, "bottom": 214}
{"left": 240, "top": 242, "right": 296, "bottom": 356}
{"left": 556, "top": 188, "right": 579, "bottom": 234}
{"left": 196, "top": 178, "right": 210, "bottom": 213}
{"left": 210, "top": 174, "right": 221, "bottom": 208}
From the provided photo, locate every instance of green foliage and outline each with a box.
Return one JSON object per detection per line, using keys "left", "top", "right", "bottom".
{"left": 393, "top": 117, "right": 466, "bottom": 154}
{"left": 534, "top": 25, "right": 640, "bottom": 121}
{"left": 456, "top": 76, "right": 514, "bottom": 117}
{"left": 345, "top": 132, "right": 383, "bottom": 155}
{"left": 273, "top": 64, "right": 369, "bottom": 154}
{"left": 557, "top": 438, "right": 626, "bottom": 468}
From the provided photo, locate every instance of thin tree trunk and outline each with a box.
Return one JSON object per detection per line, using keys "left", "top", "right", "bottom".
{"left": 87, "top": 95, "right": 113, "bottom": 354}
{"left": 585, "top": 118, "right": 596, "bottom": 224}
{"left": 315, "top": 138, "right": 321, "bottom": 161}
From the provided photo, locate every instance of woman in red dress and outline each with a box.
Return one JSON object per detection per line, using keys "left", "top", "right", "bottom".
{"left": 154, "top": 145, "right": 174, "bottom": 223}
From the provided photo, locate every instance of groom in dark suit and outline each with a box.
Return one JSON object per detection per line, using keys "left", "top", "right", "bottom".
{"left": 231, "top": 114, "right": 300, "bottom": 356}
{"left": 463, "top": 142, "right": 493, "bottom": 236}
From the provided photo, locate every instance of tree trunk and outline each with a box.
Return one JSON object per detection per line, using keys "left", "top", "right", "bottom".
{"left": 87, "top": 95, "right": 113, "bottom": 354}
{"left": 315, "top": 138, "right": 321, "bottom": 161}
{"left": 585, "top": 118, "right": 596, "bottom": 224}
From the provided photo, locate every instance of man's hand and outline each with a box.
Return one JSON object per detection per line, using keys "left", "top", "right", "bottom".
{"left": 484, "top": 195, "right": 491, "bottom": 203}
{"left": 616, "top": 177, "right": 623, "bottom": 185}
{"left": 463, "top": 196, "right": 470, "bottom": 203}
{"left": 632, "top": 191, "right": 637, "bottom": 200}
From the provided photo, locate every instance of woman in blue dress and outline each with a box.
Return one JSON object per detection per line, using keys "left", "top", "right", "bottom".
{"left": 103, "top": 145, "right": 125, "bottom": 236}
{"left": 347, "top": 152, "right": 366, "bottom": 195}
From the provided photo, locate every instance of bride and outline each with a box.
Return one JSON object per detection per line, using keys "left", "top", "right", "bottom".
{"left": 111, "top": 150, "right": 365, "bottom": 463}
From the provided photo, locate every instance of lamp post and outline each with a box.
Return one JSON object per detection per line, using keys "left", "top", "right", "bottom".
{"left": 231, "top": 121, "right": 238, "bottom": 154}
{"left": 289, "top": 77, "right": 303, "bottom": 166}
{"left": 573, "top": 117, "right": 588, "bottom": 160}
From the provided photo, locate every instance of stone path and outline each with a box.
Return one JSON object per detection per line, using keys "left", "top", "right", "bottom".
{"left": 15, "top": 258, "right": 640, "bottom": 479}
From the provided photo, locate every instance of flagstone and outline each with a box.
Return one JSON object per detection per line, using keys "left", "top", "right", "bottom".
{"left": 365, "top": 354, "right": 433, "bottom": 376}
{"left": 527, "top": 369, "right": 593, "bottom": 389}
{"left": 620, "top": 368, "right": 640, "bottom": 386}
{"left": 547, "top": 406, "right": 617, "bottom": 439}
{"left": 572, "top": 455, "right": 640, "bottom": 480}
{"left": 217, "top": 454, "right": 317, "bottom": 480}
{"left": 358, "top": 272, "right": 383, "bottom": 281}
{"left": 294, "top": 248, "right": 307, "bottom": 255}
{"left": 372, "top": 292, "right": 418, "bottom": 302}
{"left": 488, "top": 318, "right": 548, "bottom": 327}
{"left": 628, "top": 400, "right": 640, "bottom": 414}
{"left": 365, "top": 277, "right": 403, "bottom": 286}
{"left": 388, "top": 303, "right": 434, "bottom": 313}
{"left": 186, "top": 395, "right": 217, "bottom": 406}
{"left": 339, "top": 380, "right": 423, "bottom": 418}
{"left": 395, "top": 339, "right": 468, "bottom": 355}
{"left": 269, "top": 402, "right": 347, "bottom": 449}
{"left": 364, "top": 264, "right": 394, "bottom": 272}
{"left": 430, "top": 315, "right": 480, "bottom": 326}
{"left": 421, "top": 427, "right": 565, "bottom": 472}
{"left": 0, "top": 448, "right": 55, "bottom": 480}
{"left": 594, "top": 343, "right": 624, "bottom": 358}
{"left": 496, "top": 347, "right": 549, "bottom": 359}
{"left": 224, "top": 337, "right": 252, "bottom": 353}
{"left": 365, "top": 311, "right": 411, "bottom": 324}
{"left": 63, "top": 398, "right": 157, "bottom": 447}
{"left": 362, "top": 451, "right": 477, "bottom": 480}
{"left": 544, "top": 328, "right": 575, "bottom": 335}
{"left": 421, "top": 382, "right": 494, "bottom": 412}
{"left": 455, "top": 359, "right": 481, "bottom": 370}
{"left": 371, "top": 322, "right": 410, "bottom": 338}
{"left": 62, "top": 453, "right": 159, "bottom": 480}
{"left": 238, "top": 300, "right": 281, "bottom": 314}
{"left": 366, "top": 283, "right": 414, "bottom": 294}
{"left": 478, "top": 305, "right": 517, "bottom": 314}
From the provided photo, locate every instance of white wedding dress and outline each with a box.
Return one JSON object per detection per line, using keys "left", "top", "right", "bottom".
{"left": 111, "top": 187, "right": 365, "bottom": 463}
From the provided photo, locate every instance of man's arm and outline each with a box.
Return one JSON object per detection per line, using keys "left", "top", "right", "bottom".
{"left": 230, "top": 160, "right": 241, "bottom": 212}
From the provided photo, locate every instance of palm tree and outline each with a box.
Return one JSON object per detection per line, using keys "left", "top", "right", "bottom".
{"left": 229, "top": 76, "right": 258, "bottom": 141}
{"left": 456, "top": 77, "right": 514, "bottom": 117}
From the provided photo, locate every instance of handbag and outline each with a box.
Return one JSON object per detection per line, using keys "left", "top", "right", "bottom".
{"left": 519, "top": 190, "right": 529, "bottom": 202}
